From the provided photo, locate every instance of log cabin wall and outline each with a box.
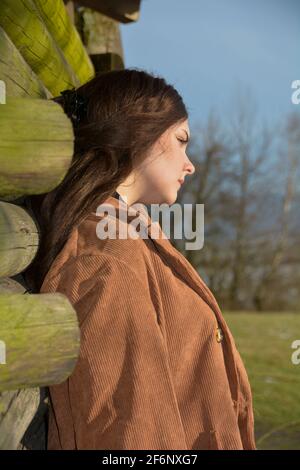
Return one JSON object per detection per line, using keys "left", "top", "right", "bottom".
{"left": 0, "top": 0, "right": 141, "bottom": 450}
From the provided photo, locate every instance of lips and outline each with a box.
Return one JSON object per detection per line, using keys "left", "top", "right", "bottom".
{"left": 178, "top": 179, "right": 184, "bottom": 185}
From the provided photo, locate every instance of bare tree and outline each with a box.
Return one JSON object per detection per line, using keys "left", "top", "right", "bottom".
{"left": 252, "top": 112, "right": 300, "bottom": 311}
{"left": 173, "top": 89, "right": 300, "bottom": 312}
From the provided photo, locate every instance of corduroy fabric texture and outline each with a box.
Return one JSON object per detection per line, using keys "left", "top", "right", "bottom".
{"left": 40, "top": 195, "right": 256, "bottom": 450}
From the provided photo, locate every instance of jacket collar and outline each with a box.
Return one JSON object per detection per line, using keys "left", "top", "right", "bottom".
{"left": 91, "top": 194, "right": 240, "bottom": 402}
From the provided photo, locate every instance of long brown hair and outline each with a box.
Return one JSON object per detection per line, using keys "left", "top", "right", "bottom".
{"left": 24, "top": 68, "right": 188, "bottom": 292}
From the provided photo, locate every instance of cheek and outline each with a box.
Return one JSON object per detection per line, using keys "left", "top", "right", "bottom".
{"left": 146, "top": 165, "right": 167, "bottom": 188}
{"left": 140, "top": 154, "right": 181, "bottom": 204}
{"left": 140, "top": 147, "right": 182, "bottom": 188}
{"left": 148, "top": 160, "right": 178, "bottom": 188}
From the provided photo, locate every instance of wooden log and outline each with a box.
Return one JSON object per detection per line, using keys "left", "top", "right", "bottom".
{"left": 16, "top": 386, "right": 49, "bottom": 450}
{"left": 0, "top": 97, "right": 74, "bottom": 199}
{"left": 78, "top": 7, "right": 124, "bottom": 72}
{"left": 90, "top": 53, "right": 124, "bottom": 73}
{"left": 0, "top": 27, "right": 52, "bottom": 99}
{"left": 0, "top": 290, "right": 49, "bottom": 450}
{"left": 0, "top": 388, "right": 40, "bottom": 449}
{"left": 0, "top": 80, "right": 5, "bottom": 104}
{"left": 0, "top": 202, "right": 39, "bottom": 278}
{"left": 80, "top": 8, "right": 124, "bottom": 58}
{"left": 0, "top": 268, "right": 68, "bottom": 450}
{"left": 64, "top": 1, "right": 75, "bottom": 24}
{"left": 0, "top": 292, "right": 80, "bottom": 392}
{"left": 0, "top": 0, "right": 86, "bottom": 449}
{"left": 0, "top": 277, "right": 27, "bottom": 294}
{"left": 34, "top": 0, "right": 95, "bottom": 85}
{"left": 76, "top": 0, "right": 141, "bottom": 24}
{"left": 0, "top": 0, "right": 81, "bottom": 96}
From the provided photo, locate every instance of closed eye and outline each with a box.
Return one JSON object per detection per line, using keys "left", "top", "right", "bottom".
{"left": 177, "top": 138, "right": 188, "bottom": 145}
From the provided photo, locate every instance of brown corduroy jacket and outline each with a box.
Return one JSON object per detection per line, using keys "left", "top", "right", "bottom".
{"left": 40, "top": 194, "right": 256, "bottom": 450}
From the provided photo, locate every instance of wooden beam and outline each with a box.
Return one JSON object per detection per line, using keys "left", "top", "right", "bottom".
{"left": 77, "top": 7, "right": 124, "bottom": 72}
{"left": 74, "top": 0, "right": 141, "bottom": 24}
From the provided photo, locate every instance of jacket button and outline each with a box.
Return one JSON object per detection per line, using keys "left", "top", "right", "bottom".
{"left": 216, "top": 327, "right": 224, "bottom": 342}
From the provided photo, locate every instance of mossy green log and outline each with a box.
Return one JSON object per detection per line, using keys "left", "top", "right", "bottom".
{"left": 0, "top": 27, "right": 52, "bottom": 99}
{"left": 0, "top": 292, "right": 80, "bottom": 392}
{"left": 0, "top": 97, "right": 74, "bottom": 199}
{"left": 34, "top": 0, "right": 95, "bottom": 84}
{"left": 0, "top": 0, "right": 80, "bottom": 96}
{"left": 0, "top": 202, "right": 39, "bottom": 278}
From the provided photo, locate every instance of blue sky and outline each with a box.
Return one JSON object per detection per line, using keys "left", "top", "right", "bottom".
{"left": 121, "top": 0, "right": 300, "bottom": 131}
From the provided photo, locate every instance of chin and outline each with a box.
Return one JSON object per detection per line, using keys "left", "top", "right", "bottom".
{"left": 163, "top": 191, "right": 178, "bottom": 206}
{"left": 146, "top": 189, "right": 177, "bottom": 206}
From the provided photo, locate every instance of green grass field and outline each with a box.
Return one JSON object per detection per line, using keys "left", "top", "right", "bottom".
{"left": 224, "top": 312, "right": 300, "bottom": 450}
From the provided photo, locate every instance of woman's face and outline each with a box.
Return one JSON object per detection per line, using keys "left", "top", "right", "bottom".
{"left": 118, "top": 118, "right": 195, "bottom": 206}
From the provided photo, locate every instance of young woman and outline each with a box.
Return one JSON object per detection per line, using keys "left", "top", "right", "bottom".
{"left": 24, "top": 68, "right": 256, "bottom": 450}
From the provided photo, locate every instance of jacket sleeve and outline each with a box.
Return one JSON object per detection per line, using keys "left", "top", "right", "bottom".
{"left": 50, "top": 254, "right": 188, "bottom": 450}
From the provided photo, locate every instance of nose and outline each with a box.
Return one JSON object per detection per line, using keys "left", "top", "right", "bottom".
{"left": 184, "top": 156, "right": 195, "bottom": 176}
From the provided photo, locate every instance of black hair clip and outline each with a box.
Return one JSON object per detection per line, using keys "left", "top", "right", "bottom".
{"left": 60, "top": 88, "right": 88, "bottom": 126}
